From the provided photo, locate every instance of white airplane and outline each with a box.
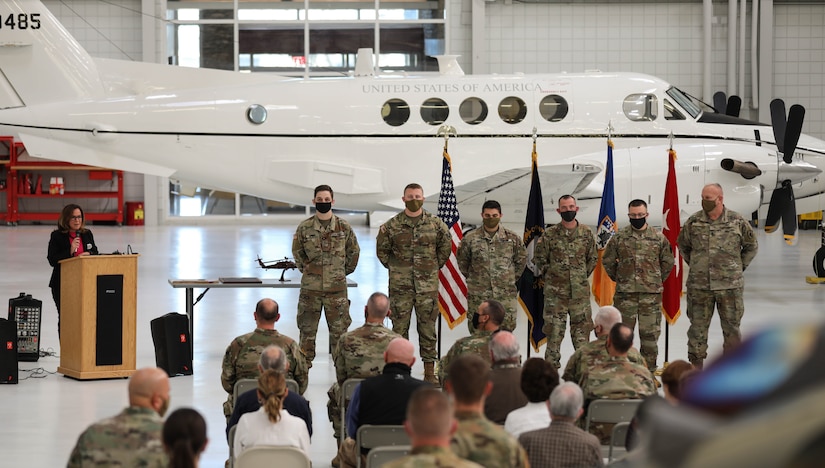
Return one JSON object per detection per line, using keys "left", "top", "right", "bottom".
{"left": 1, "top": 0, "right": 824, "bottom": 242}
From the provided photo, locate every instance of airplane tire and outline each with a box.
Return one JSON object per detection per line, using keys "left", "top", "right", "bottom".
{"left": 814, "top": 247, "right": 825, "bottom": 277}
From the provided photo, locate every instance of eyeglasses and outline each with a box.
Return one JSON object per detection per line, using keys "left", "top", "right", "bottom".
{"left": 70, "top": 216, "right": 83, "bottom": 220}
{"left": 628, "top": 213, "right": 647, "bottom": 219}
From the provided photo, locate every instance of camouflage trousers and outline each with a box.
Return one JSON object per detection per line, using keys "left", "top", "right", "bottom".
{"left": 542, "top": 294, "right": 592, "bottom": 368}
{"left": 327, "top": 382, "right": 343, "bottom": 439}
{"left": 686, "top": 287, "right": 744, "bottom": 363}
{"left": 389, "top": 290, "right": 439, "bottom": 362}
{"left": 466, "top": 295, "right": 518, "bottom": 334}
{"left": 615, "top": 292, "right": 662, "bottom": 372}
{"left": 297, "top": 289, "right": 352, "bottom": 365}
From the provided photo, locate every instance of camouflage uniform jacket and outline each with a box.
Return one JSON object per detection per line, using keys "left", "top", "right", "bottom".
{"left": 451, "top": 410, "right": 530, "bottom": 468}
{"left": 677, "top": 206, "right": 757, "bottom": 290}
{"left": 67, "top": 406, "right": 167, "bottom": 468}
{"left": 292, "top": 214, "right": 360, "bottom": 292}
{"left": 439, "top": 330, "right": 494, "bottom": 383}
{"left": 603, "top": 224, "right": 674, "bottom": 293}
{"left": 376, "top": 211, "right": 451, "bottom": 293}
{"left": 457, "top": 226, "right": 527, "bottom": 300}
{"left": 581, "top": 355, "right": 656, "bottom": 403}
{"left": 221, "top": 328, "right": 309, "bottom": 394}
{"left": 383, "top": 445, "right": 484, "bottom": 468}
{"left": 534, "top": 222, "right": 597, "bottom": 298}
{"left": 334, "top": 322, "right": 401, "bottom": 384}
{"left": 561, "top": 336, "right": 644, "bottom": 386}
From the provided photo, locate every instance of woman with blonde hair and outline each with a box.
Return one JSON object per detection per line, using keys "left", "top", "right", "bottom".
{"left": 233, "top": 369, "right": 310, "bottom": 462}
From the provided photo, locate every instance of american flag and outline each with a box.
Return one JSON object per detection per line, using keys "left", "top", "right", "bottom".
{"left": 437, "top": 149, "right": 468, "bottom": 328}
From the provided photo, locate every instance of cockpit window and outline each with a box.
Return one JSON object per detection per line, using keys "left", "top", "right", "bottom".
{"left": 665, "top": 87, "right": 706, "bottom": 119}
{"left": 664, "top": 99, "right": 686, "bottom": 120}
{"left": 421, "top": 98, "right": 449, "bottom": 125}
{"left": 382, "top": 98, "right": 410, "bottom": 127}
{"left": 460, "top": 97, "right": 488, "bottom": 125}
{"left": 539, "top": 95, "right": 568, "bottom": 122}
{"left": 498, "top": 96, "right": 527, "bottom": 124}
{"left": 623, "top": 94, "right": 658, "bottom": 121}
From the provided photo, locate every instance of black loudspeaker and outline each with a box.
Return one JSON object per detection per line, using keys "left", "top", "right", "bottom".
{"left": 150, "top": 313, "right": 192, "bottom": 377}
{"left": 96, "top": 275, "right": 124, "bottom": 366}
{"left": 0, "top": 318, "right": 18, "bottom": 384}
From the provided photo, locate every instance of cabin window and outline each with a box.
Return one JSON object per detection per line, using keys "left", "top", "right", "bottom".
{"left": 539, "top": 95, "right": 569, "bottom": 122}
{"left": 498, "top": 96, "right": 527, "bottom": 124}
{"left": 623, "top": 94, "right": 658, "bottom": 121}
{"left": 459, "top": 98, "right": 488, "bottom": 125}
{"left": 246, "top": 104, "right": 268, "bottom": 124}
{"left": 664, "top": 99, "right": 686, "bottom": 120}
{"left": 421, "top": 98, "right": 449, "bottom": 125}
{"left": 381, "top": 99, "right": 410, "bottom": 126}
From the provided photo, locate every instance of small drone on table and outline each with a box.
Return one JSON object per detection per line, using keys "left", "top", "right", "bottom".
{"left": 256, "top": 256, "right": 298, "bottom": 282}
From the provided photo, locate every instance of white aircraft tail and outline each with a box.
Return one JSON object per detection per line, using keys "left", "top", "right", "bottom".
{"left": 0, "top": 0, "right": 102, "bottom": 109}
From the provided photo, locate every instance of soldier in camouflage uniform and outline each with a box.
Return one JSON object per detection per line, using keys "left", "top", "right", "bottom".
{"left": 292, "top": 184, "right": 360, "bottom": 367}
{"left": 562, "top": 305, "right": 644, "bottom": 386}
{"left": 384, "top": 388, "right": 483, "bottom": 468}
{"left": 677, "top": 183, "right": 758, "bottom": 368}
{"left": 376, "top": 183, "right": 451, "bottom": 384}
{"left": 457, "top": 200, "right": 527, "bottom": 333}
{"left": 67, "top": 367, "right": 170, "bottom": 468}
{"left": 580, "top": 323, "right": 656, "bottom": 443}
{"left": 446, "top": 355, "right": 530, "bottom": 468}
{"left": 603, "top": 199, "right": 674, "bottom": 372}
{"left": 221, "top": 298, "right": 308, "bottom": 417}
{"left": 534, "top": 195, "right": 598, "bottom": 368}
{"left": 327, "top": 292, "right": 400, "bottom": 441}
{"left": 439, "top": 299, "right": 504, "bottom": 383}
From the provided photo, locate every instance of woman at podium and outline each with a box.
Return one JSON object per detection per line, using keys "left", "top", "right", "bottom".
{"left": 47, "top": 204, "right": 99, "bottom": 337}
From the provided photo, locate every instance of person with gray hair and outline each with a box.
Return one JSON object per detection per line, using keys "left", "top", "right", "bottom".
{"left": 562, "top": 305, "right": 644, "bottom": 386}
{"left": 518, "top": 382, "right": 603, "bottom": 468}
{"left": 226, "top": 345, "right": 312, "bottom": 439}
{"left": 483, "top": 331, "right": 528, "bottom": 424}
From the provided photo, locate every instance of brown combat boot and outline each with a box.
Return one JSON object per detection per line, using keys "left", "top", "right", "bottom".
{"left": 424, "top": 362, "right": 439, "bottom": 386}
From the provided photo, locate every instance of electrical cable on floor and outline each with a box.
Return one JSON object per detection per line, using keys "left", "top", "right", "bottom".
{"left": 39, "top": 347, "right": 58, "bottom": 358}
{"left": 19, "top": 367, "right": 57, "bottom": 380}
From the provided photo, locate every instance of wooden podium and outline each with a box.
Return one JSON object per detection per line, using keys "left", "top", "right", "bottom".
{"left": 57, "top": 255, "right": 138, "bottom": 380}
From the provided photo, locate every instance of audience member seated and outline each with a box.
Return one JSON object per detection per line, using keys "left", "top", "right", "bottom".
{"left": 163, "top": 408, "right": 209, "bottom": 468}
{"left": 484, "top": 330, "right": 528, "bottom": 424}
{"left": 518, "top": 382, "right": 603, "bottom": 468}
{"left": 233, "top": 369, "right": 311, "bottom": 462}
{"left": 504, "top": 357, "right": 559, "bottom": 438}
{"left": 328, "top": 292, "right": 399, "bottom": 442}
{"left": 581, "top": 323, "right": 656, "bottom": 443}
{"left": 226, "top": 345, "right": 312, "bottom": 439}
{"left": 447, "top": 354, "right": 529, "bottom": 468}
{"left": 67, "top": 367, "right": 170, "bottom": 468}
{"left": 439, "top": 299, "right": 504, "bottom": 383}
{"left": 221, "top": 298, "right": 309, "bottom": 418}
{"left": 562, "top": 305, "right": 644, "bottom": 386}
{"left": 337, "top": 337, "right": 430, "bottom": 468}
{"left": 384, "top": 388, "right": 483, "bottom": 468}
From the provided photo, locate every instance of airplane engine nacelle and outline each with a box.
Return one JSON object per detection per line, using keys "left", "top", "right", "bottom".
{"left": 723, "top": 183, "right": 762, "bottom": 216}
{"left": 721, "top": 159, "right": 762, "bottom": 180}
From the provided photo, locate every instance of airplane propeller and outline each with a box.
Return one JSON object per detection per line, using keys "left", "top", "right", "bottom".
{"left": 765, "top": 99, "right": 806, "bottom": 245}
{"left": 713, "top": 91, "right": 742, "bottom": 117}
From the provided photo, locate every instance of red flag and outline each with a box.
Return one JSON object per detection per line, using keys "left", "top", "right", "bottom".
{"left": 662, "top": 148, "right": 683, "bottom": 324}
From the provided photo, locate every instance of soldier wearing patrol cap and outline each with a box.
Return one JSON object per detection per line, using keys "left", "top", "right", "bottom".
{"left": 677, "top": 183, "right": 758, "bottom": 369}
{"left": 292, "top": 184, "right": 361, "bottom": 367}
{"left": 376, "top": 183, "right": 451, "bottom": 384}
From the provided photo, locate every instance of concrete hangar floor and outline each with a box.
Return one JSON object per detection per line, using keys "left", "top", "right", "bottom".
{"left": 1, "top": 218, "right": 823, "bottom": 467}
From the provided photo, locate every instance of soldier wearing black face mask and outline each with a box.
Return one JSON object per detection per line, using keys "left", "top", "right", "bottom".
{"left": 438, "top": 300, "right": 504, "bottom": 384}
{"left": 533, "top": 195, "right": 598, "bottom": 369}
{"left": 602, "top": 199, "right": 674, "bottom": 374}
{"left": 292, "top": 184, "right": 361, "bottom": 367}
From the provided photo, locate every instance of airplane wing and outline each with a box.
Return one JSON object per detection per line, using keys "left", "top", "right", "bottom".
{"left": 454, "top": 161, "right": 603, "bottom": 207}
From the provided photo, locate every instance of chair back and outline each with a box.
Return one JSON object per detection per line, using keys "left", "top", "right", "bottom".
{"left": 366, "top": 445, "right": 412, "bottom": 468}
{"left": 286, "top": 378, "right": 299, "bottom": 394}
{"left": 584, "top": 399, "right": 641, "bottom": 431}
{"left": 234, "top": 446, "right": 311, "bottom": 468}
{"left": 233, "top": 378, "right": 258, "bottom": 405}
{"left": 340, "top": 378, "right": 365, "bottom": 439}
{"left": 228, "top": 425, "right": 237, "bottom": 467}
{"left": 356, "top": 425, "right": 410, "bottom": 468}
{"left": 608, "top": 421, "right": 631, "bottom": 462}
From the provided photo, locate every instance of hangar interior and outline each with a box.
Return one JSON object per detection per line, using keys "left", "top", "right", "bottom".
{"left": 1, "top": 0, "right": 824, "bottom": 466}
